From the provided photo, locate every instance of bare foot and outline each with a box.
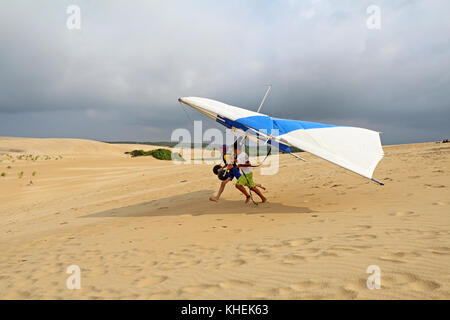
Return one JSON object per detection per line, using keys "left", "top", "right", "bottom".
{"left": 209, "top": 197, "right": 219, "bottom": 202}
{"left": 261, "top": 197, "right": 267, "bottom": 203}
{"left": 245, "top": 196, "right": 251, "bottom": 204}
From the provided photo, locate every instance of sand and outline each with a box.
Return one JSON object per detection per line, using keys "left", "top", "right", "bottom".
{"left": 0, "top": 137, "right": 449, "bottom": 299}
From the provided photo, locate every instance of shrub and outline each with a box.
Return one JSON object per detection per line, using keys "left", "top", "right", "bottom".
{"left": 1, "top": 172, "right": 5, "bottom": 177}
{"left": 125, "top": 149, "right": 148, "bottom": 157}
{"left": 125, "top": 148, "right": 183, "bottom": 161}
{"left": 149, "top": 148, "right": 173, "bottom": 160}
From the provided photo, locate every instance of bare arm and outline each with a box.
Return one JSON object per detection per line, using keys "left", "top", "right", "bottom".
{"left": 238, "top": 161, "right": 251, "bottom": 168}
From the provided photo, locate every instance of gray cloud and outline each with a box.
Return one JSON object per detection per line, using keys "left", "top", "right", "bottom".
{"left": 0, "top": 0, "right": 449, "bottom": 144}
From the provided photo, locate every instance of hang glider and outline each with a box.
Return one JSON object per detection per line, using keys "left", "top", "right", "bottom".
{"left": 178, "top": 96, "right": 384, "bottom": 185}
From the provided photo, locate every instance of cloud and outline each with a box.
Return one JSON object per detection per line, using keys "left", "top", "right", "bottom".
{"left": 0, "top": 0, "right": 449, "bottom": 144}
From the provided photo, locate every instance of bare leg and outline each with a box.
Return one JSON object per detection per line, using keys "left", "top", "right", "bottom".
{"left": 255, "top": 183, "right": 266, "bottom": 191}
{"left": 235, "top": 184, "right": 251, "bottom": 203}
{"left": 251, "top": 187, "right": 267, "bottom": 203}
{"left": 210, "top": 178, "right": 230, "bottom": 202}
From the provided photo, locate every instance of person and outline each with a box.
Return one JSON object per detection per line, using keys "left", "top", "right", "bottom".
{"left": 232, "top": 142, "right": 267, "bottom": 204}
{"left": 209, "top": 145, "right": 241, "bottom": 202}
{"left": 209, "top": 143, "right": 266, "bottom": 203}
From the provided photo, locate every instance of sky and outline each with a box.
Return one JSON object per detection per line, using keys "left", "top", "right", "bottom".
{"left": 0, "top": 0, "right": 449, "bottom": 145}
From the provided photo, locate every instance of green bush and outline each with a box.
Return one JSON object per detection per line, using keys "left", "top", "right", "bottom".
{"left": 1, "top": 172, "right": 5, "bottom": 177}
{"left": 126, "top": 149, "right": 148, "bottom": 157}
{"left": 149, "top": 148, "right": 173, "bottom": 160}
{"left": 125, "top": 148, "right": 183, "bottom": 161}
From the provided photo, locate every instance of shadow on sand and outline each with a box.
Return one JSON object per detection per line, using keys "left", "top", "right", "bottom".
{"left": 83, "top": 189, "right": 313, "bottom": 218}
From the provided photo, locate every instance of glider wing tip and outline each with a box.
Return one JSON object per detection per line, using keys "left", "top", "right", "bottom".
{"left": 371, "top": 178, "right": 385, "bottom": 186}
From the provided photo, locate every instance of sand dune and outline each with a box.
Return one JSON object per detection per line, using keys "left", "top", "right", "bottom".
{"left": 0, "top": 137, "right": 449, "bottom": 299}
{"left": 0, "top": 137, "right": 161, "bottom": 157}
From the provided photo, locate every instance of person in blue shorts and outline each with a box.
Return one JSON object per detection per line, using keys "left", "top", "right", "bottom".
{"left": 209, "top": 143, "right": 266, "bottom": 203}
{"left": 209, "top": 145, "right": 242, "bottom": 202}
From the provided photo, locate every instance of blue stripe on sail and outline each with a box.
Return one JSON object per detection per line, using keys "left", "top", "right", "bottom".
{"left": 268, "top": 140, "right": 290, "bottom": 153}
{"left": 272, "top": 118, "right": 338, "bottom": 135}
{"left": 215, "top": 115, "right": 291, "bottom": 153}
{"left": 216, "top": 115, "right": 247, "bottom": 131}
{"left": 216, "top": 115, "right": 338, "bottom": 152}
{"left": 233, "top": 116, "right": 339, "bottom": 135}
{"left": 223, "top": 115, "right": 341, "bottom": 136}
{"left": 234, "top": 115, "right": 273, "bottom": 134}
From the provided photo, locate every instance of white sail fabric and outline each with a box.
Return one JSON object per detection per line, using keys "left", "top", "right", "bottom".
{"left": 178, "top": 97, "right": 261, "bottom": 121}
{"left": 277, "top": 126, "right": 384, "bottom": 179}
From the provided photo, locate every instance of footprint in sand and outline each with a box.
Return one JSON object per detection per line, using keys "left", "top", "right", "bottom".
{"left": 219, "top": 279, "right": 254, "bottom": 289}
{"left": 328, "top": 246, "right": 360, "bottom": 254}
{"left": 281, "top": 237, "right": 322, "bottom": 247}
{"left": 427, "top": 247, "right": 450, "bottom": 256}
{"left": 135, "top": 275, "right": 168, "bottom": 288}
{"left": 289, "top": 280, "right": 328, "bottom": 291}
{"left": 315, "top": 251, "right": 339, "bottom": 259}
{"left": 379, "top": 251, "right": 421, "bottom": 263}
{"left": 382, "top": 272, "right": 440, "bottom": 292}
{"left": 247, "top": 288, "right": 273, "bottom": 299}
{"left": 147, "top": 291, "right": 174, "bottom": 299}
{"left": 330, "top": 184, "right": 342, "bottom": 188}
{"left": 390, "top": 211, "right": 418, "bottom": 217}
{"left": 351, "top": 225, "right": 372, "bottom": 231}
{"left": 346, "top": 234, "right": 377, "bottom": 241}
{"left": 252, "top": 280, "right": 333, "bottom": 299}
{"left": 334, "top": 287, "right": 358, "bottom": 299}
{"left": 296, "top": 248, "right": 321, "bottom": 255}
{"left": 241, "top": 247, "right": 270, "bottom": 255}
{"left": 218, "top": 259, "right": 246, "bottom": 268}
{"left": 283, "top": 248, "right": 344, "bottom": 263}
{"left": 420, "top": 230, "right": 449, "bottom": 237}
{"left": 424, "top": 184, "right": 447, "bottom": 189}
{"left": 282, "top": 254, "right": 307, "bottom": 264}
{"left": 181, "top": 284, "right": 220, "bottom": 294}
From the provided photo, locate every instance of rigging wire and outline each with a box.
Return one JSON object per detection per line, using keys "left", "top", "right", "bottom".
{"left": 178, "top": 100, "right": 194, "bottom": 123}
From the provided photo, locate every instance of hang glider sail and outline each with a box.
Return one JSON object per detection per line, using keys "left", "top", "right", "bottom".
{"left": 178, "top": 97, "right": 384, "bottom": 185}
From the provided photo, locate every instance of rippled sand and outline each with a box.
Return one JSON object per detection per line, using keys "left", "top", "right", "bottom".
{"left": 0, "top": 137, "right": 449, "bottom": 299}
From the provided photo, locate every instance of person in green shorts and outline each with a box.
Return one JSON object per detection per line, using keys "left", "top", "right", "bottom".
{"left": 233, "top": 143, "right": 267, "bottom": 204}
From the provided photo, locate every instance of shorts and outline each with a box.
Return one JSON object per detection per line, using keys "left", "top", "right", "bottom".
{"left": 236, "top": 172, "right": 256, "bottom": 188}
{"left": 228, "top": 167, "right": 241, "bottom": 181}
